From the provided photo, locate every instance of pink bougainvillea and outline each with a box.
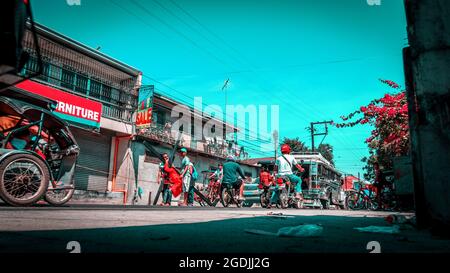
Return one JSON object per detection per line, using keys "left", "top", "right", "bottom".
{"left": 333, "top": 79, "right": 409, "bottom": 170}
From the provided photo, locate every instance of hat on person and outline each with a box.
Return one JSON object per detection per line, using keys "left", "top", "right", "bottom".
{"left": 180, "top": 148, "right": 187, "bottom": 153}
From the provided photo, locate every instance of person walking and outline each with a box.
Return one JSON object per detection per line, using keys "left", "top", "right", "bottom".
{"left": 179, "top": 148, "right": 194, "bottom": 206}
{"left": 157, "top": 153, "right": 172, "bottom": 206}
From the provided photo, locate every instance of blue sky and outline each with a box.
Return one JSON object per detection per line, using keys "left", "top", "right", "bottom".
{"left": 31, "top": 0, "right": 408, "bottom": 177}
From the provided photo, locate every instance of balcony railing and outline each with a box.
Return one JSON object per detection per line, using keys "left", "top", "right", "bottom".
{"left": 21, "top": 56, "right": 137, "bottom": 123}
{"left": 137, "top": 123, "right": 249, "bottom": 160}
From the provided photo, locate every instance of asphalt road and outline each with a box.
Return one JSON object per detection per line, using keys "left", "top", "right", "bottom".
{"left": 0, "top": 205, "right": 449, "bottom": 253}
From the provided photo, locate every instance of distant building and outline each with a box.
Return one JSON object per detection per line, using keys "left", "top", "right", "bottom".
{"left": 131, "top": 92, "right": 259, "bottom": 205}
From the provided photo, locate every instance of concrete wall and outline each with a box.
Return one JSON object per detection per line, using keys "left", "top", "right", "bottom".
{"left": 404, "top": 0, "right": 450, "bottom": 228}
{"left": 114, "top": 137, "right": 136, "bottom": 203}
{"left": 129, "top": 142, "right": 167, "bottom": 205}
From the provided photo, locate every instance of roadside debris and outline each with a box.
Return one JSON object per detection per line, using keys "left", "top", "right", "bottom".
{"left": 277, "top": 224, "right": 323, "bottom": 237}
{"left": 245, "top": 224, "right": 323, "bottom": 238}
{"left": 267, "top": 212, "right": 284, "bottom": 216}
{"left": 266, "top": 212, "right": 294, "bottom": 219}
{"left": 244, "top": 229, "right": 278, "bottom": 236}
{"left": 385, "top": 214, "right": 416, "bottom": 226}
{"left": 354, "top": 225, "right": 401, "bottom": 234}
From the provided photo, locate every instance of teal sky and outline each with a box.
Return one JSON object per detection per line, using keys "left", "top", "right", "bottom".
{"left": 31, "top": 0, "right": 408, "bottom": 177}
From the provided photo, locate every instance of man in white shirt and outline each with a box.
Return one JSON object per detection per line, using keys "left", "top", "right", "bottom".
{"left": 275, "top": 144, "right": 305, "bottom": 199}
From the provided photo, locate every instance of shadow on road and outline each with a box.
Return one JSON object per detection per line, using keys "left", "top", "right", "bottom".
{"left": 1, "top": 214, "right": 449, "bottom": 253}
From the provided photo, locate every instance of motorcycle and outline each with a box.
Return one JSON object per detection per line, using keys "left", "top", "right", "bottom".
{"left": 259, "top": 183, "right": 272, "bottom": 208}
{"left": 220, "top": 179, "right": 243, "bottom": 208}
{"left": 271, "top": 175, "right": 303, "bottom": 209}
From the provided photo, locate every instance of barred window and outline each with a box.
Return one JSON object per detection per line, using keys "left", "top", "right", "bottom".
{"left": 61, "top": 68, "right": 75, "bottom": 90}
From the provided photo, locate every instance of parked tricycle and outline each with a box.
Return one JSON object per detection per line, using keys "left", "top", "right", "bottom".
{"left": 0, "top": 89, "right": 79, "bottom": 206}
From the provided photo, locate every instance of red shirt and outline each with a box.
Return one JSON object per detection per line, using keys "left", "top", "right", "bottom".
{"left": 260, "top": 171, "right": 272, "bottom": 186}
{"left": 163, "top": 161, "right": 183, "bottom": 197}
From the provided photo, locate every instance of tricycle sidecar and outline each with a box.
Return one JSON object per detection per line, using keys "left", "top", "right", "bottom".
{"left": 0, "top": 89, "right": 79, "bottom": 206}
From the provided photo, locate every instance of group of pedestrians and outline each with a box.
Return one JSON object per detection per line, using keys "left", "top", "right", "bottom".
{"left": 157, "top": 147, "right": 248, "bottom": 206}
{"left": 157, "top": 144, "right": 304, "bottom": 207}
{"left": 157, "top": 148, "right": 195, "bottom": 206}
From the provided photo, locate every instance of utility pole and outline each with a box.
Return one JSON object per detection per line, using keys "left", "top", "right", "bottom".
{"left": 404, "top": 0, "right": 450, "bottom": 229}
{"left": 222, "top": 78, "right": 230, "bottom": 114}
{"left": 310, "top": 121, "right": 333, "bottom": 152}
{"left": 273, "top": 130, "right": 279, "bottom": 160}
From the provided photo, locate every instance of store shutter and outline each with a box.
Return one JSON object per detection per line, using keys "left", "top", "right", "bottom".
{"left": 72, "top": 128, "right": 112, "bottom": 192}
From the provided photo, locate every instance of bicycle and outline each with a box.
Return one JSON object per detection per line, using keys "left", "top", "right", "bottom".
{"left": 220, "top": 179, "right": 243, "bottom": 208}
{"left": 345, "top": 184, "right": 378, "bottom": 210}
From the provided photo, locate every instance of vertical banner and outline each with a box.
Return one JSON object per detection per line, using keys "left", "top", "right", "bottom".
{"left": 135, "top": 85, "right": 154, "bottom": 129}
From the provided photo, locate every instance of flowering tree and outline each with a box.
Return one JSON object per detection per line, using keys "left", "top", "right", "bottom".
{"left": 332, "top": 79, "right": 409, "bottom": 172}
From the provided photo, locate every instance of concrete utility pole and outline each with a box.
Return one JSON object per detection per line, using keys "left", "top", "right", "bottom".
{"left": 403, "top": 0, "right": 450, "bottom": 230}
{"left": 273, "top": 130, "right": 279, "bottom": 160}
{"left": 310, "top": 121, "right": 333, "bottom": 152}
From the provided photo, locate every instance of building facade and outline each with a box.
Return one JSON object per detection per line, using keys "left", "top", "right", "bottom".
{"left": 15, "top": 22, "right": 141, "bottom": 200}
{"left": 11, "top": 22, "right": 258, "bottom": 205}
{"left": 130, "top": 92, "right": 259, "bottom": 205}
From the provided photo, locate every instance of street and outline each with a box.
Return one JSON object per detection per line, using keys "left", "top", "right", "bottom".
{"left": 1, "top": 205, "right": 449, "bottom": 253}
{"left": 1, "top": 1, "right": 450, "bottom": 260}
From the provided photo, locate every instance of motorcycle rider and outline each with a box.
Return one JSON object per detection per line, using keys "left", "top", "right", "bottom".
{"left": 207, "top": 163, "right": 223, "bottom": 200}
{"left": 271, "top": 144, "right": 304, "bottom": 205}
{"left": 222, "top": 155, "right": 247, "bottom": 201}
{"left": 209, "top": 163, "right": 223, "bottom": 183}
{"left": 258, "top": 166, "right": 273, "bottom": 189}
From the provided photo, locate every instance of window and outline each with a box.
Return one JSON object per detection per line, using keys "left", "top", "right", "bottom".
{"left": 111, "top": 88, "right": 120, "bottom": 103}
{"left": 90, "top": 80, "right": 102, "bottom": 99}
{"left": 75, "top": 74, "right": 88, "bottom": 95}
{"left": 36, "top": 62, "right": 50, "bottom": 82}
{"left": 61, "top": 68, "right": 75, "bottom": 90}
{"left": 153, "top": 111, "right": 165, "bottom": 126}
{"left": 102, "top": 84, "right": 111, "bottom": 102}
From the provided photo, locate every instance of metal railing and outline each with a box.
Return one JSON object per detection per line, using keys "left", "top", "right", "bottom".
{"left": 22, "top": 29, "right": 138, "bottom": 93}
{"left": 137, "top": 123, "right": 249, "bottom": 160}
{"left": 21, "top": 56, "right": 138, "bottom": 123}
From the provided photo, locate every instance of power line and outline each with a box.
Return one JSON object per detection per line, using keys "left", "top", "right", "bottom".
{"left": 116, "top": 0, "right": 369, "bottom": 164}
{"left": 130, "top": 0, "right": 239, "bottom": 71}
{"left": 126, "top": 0, "right": 324, "bottom": 147}
{"left": 147, "top": 82, "right": 275, "bottom": 154}
{"left": 133, "top": 0, "right": 317, "bottom": 128}
{"left": 109, "top": 0, "right": 172, "bottom": 40}
{"left": 169, "top": 0, "right": 256, "bottom": 66}
{"left": 143, "top": 75, "right": 273, "bottom": 141}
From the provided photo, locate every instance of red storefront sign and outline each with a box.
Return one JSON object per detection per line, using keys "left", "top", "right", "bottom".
{"left": 136, "top": 108, "right": 153, "bottom": 127}
{"left": 15, "top": 80, "right": 102, "bottom": 128}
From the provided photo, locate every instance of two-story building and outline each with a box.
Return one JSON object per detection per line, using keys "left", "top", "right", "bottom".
{"left": 8, "top": 22, "right": 258, "bottom": 205}
{"left": 130, "top": 92, "right": 259, "bottom": 205}
{"left": 13, "top": 22, "right": 141, "bottom": 201}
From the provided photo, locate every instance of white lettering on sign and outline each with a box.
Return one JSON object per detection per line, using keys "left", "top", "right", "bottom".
{"left": 57, "top": 101, "right": 100, "bottom": 122}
